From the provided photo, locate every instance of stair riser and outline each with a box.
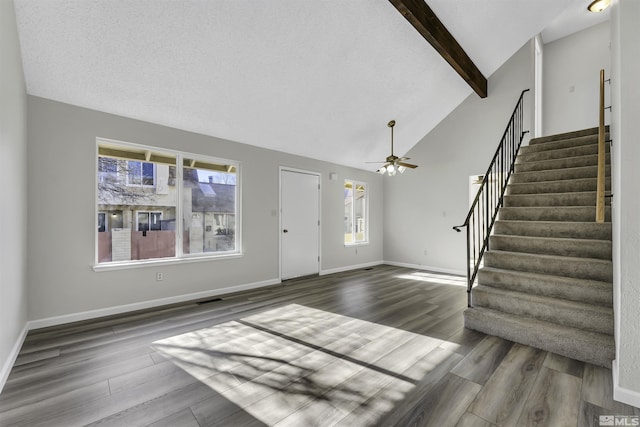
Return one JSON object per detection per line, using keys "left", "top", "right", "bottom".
{"left": 503, "top": 192, "right": 610, "bottom": 207}
{"left": 493, "top": 221, "right": 612, "bottom": 240}
{"left": 518, "top": 144, "right": 603, "bottom": 163}
{"left": 484, "top": 251, "right": 613, "bottom": 282}
{"left": 498, "top": 207, "right": 611, "bottom": 222}
{"left": 514, "top": 154, "right": 609, "bottom": 173}
{"left": 489, "top": 235, "right": 611, "bottom": 260}
{"left": 471, "top": 287, "right": 613, "bottom": 335}
{"left": 521, "top": 135, "right": 605, "bottom": 153}
{"left": 509, "top": 166, "right": 610, "bottom": 184}
{"left": 478, "top": 268, "right": 612, "bottom": 306}
{"left": 506, "top": 178, "right": 611, "bottom": 195}
{"left": 529, "top": 127, "right": 602, "bottom": 145}
{"left": 463, "top": 308, "right": 614, "bottom": 366}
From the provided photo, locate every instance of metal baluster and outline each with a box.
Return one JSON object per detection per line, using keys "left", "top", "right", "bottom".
{"left": 453, "top": 89, "right": 530, "bottom": 307}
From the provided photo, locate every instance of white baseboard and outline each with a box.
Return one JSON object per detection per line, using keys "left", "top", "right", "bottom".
{"left": 0, "top": 322, "right": 29, "bottom": 394}
{"left": 320, "top": 260, "right": 384, "bottom": 276}
{"left": 28, "top": 278, "right": 281, "bottom": 330}
{"left": 612, "top": 359, "right": 640, "bottom": 408}
{"left": 383, "top": 260, "right": 466, "bottom": 277}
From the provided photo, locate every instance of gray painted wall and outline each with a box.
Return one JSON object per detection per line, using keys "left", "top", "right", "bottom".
{"left": 0, "top": 0, "right": 28, "bottom": 389}
{"left": 383, "top": 42, "right": 533, "bottom": 273}
{"left": 26, "top": 97, "right": 383, "bottom": 321}
{"left": 543, "top": 22, "right": 611, "bottom": 136}
{"left": 611, "top": 0, "right": 640, "bottom": 404}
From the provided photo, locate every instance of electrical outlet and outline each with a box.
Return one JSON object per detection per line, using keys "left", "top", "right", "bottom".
{"left": 156, "top": 272, "right": 164, "bottom": 281}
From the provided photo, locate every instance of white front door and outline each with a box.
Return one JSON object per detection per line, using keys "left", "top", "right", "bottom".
{"left": 280, "top": 169, "right": 320, "bottom": 280}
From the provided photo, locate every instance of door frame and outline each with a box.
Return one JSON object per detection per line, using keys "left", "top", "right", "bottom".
{"left": 534, "top": 34, "right": 543, "bottom": 138}
{"left": 279, "top": 166, "right": 322, "bottom": 281}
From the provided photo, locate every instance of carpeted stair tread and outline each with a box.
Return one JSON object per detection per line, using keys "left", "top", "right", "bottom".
{"left": 517, "top": 143, "right": 605, "bottom": 163}
{"left": 509, "top": 165, "right": 610, "bottom": 184}
{"left": 514, "top": 153, "right": 610, "bottom": 173}
{"left": 493, "top": 220, "right": 612, "bottom": 239}
{"left": 463, "top": 307, "right": 614, "bottom": 366}
{"left": 506, "top": 177, "right": 611, "bottom": 195}
{"left": 503, "top": 191, "right": 611, "bottom": 207}
{"left": 471, "top": 285, "right": 613, "bottom": 335}
{"left": 520, "top": 134, "right": 607, "bottom": 153}
{"left": 489, "top": 234, "right": 611, "bottom": 259}
{"left": 484, "top": 250, "right": 612, "bottom": 282}
{"left": 529, "top": 127, "right": 605, "bottom": 145}
{"left": 478, "top": 266, "right": 612, "bottom": 306}
{"left": 499, "top": 206, "right": 611, "bottom": 222}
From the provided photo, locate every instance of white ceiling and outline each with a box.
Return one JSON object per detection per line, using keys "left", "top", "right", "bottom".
{"left": 542, "top": 0, "right": 610, "bottom": 43}
{"left": 13, "top": 0, "right": 607, "bottom": 170}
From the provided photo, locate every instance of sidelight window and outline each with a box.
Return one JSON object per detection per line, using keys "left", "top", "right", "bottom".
{"left": 344, "top": 180, "right": 368, "bottom": 245}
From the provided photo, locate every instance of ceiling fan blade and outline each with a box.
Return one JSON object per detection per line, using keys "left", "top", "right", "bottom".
{"left": 397, "top": 162, "right": 418, "bottom": 169}
{"left": 398, "top": 156, "right": 411, "bottom": 161}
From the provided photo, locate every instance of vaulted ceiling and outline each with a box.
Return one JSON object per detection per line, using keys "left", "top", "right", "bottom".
{"left": 13, "top": 0, "right": 608, "bottom": 170}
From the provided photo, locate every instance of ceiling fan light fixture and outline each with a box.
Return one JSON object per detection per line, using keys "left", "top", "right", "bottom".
{"left": 588, "top": 0, "right": 611, "bottom": 12}
{"left": 369, "top": 120, "right": 418, "bottom": 175}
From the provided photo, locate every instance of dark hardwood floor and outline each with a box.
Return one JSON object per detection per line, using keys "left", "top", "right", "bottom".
{"left": 0, "top": 265, "right": 637, "bottom": 426}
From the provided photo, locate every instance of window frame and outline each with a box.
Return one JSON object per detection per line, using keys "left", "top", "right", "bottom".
{"left": 344, "top": 179, "right": 369, "bottom": 246}
{"left": 94, "top": 137, "right": 242, "bottom": 271}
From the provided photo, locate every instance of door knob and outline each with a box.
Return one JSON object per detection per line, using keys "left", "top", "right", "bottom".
{"left": 283, "top": 229, "right": 288, "bottom": 233}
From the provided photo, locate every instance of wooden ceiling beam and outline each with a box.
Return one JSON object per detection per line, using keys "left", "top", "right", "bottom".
{"left": 389, "top": 0, "right": 488, "bottom": 98}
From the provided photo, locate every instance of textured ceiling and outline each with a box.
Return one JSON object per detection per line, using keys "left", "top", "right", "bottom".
{"left": 14, "top": 0, "right": 595, "bottom": 170}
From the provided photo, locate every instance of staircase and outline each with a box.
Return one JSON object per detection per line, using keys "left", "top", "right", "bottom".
{"left": 463, "top": 127, "right": 614, "bottom": 367}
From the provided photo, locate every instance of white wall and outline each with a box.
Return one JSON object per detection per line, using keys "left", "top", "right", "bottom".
{"left": 543, "top": 22, "right": 611, "bottom": 136}
{"left": 383, "top": 42, "right": 533, "bottom": 274}
{"left": 0, "top": 0, "right": 29, "bottom": 391}
{"left": 26, "top": 97, "right": 383, "bottom": 322}
{"left": 610, "top": 0, "right": 640, "bottom": 407}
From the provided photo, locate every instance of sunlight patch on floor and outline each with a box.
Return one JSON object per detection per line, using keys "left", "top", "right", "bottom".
{"left": 395, "top": 271, "right": 467, "bottom": 287}
{"left": 152, "top": 304, "right": 452, "bottom": 426}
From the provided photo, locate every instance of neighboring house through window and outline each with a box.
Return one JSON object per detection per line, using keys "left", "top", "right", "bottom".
{"left": 344, "top": 180, "right": 368, "bottom": 245}
{"left": 96, "top": 139, "right": 240, "bottom": 265}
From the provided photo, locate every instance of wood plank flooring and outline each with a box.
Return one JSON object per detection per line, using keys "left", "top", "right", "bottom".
{"left": 0, "top": 265, "right": 638, "bottom": 426}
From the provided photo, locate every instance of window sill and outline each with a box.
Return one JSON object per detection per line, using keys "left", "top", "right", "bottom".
{"left": 344, "top": 242, "right": 369, "bottom": 247}
{"left": 93, "top": 252, "right": 243, "bottom": 272}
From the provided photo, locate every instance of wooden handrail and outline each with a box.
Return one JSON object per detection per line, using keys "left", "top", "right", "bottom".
{"left": 596, "top": 69, "right": 606, "bottom": 223}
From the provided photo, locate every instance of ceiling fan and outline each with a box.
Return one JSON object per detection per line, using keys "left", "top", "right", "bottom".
{"left": 369, "top": 120, "right": 418, "bottom": 176}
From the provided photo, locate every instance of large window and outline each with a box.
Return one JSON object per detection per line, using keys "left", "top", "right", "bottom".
{"left": 344, "top": 180, "right": 368, "bottom": 245}
{"left": 96, "top": 139, "right": 240, "bottom": 266}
